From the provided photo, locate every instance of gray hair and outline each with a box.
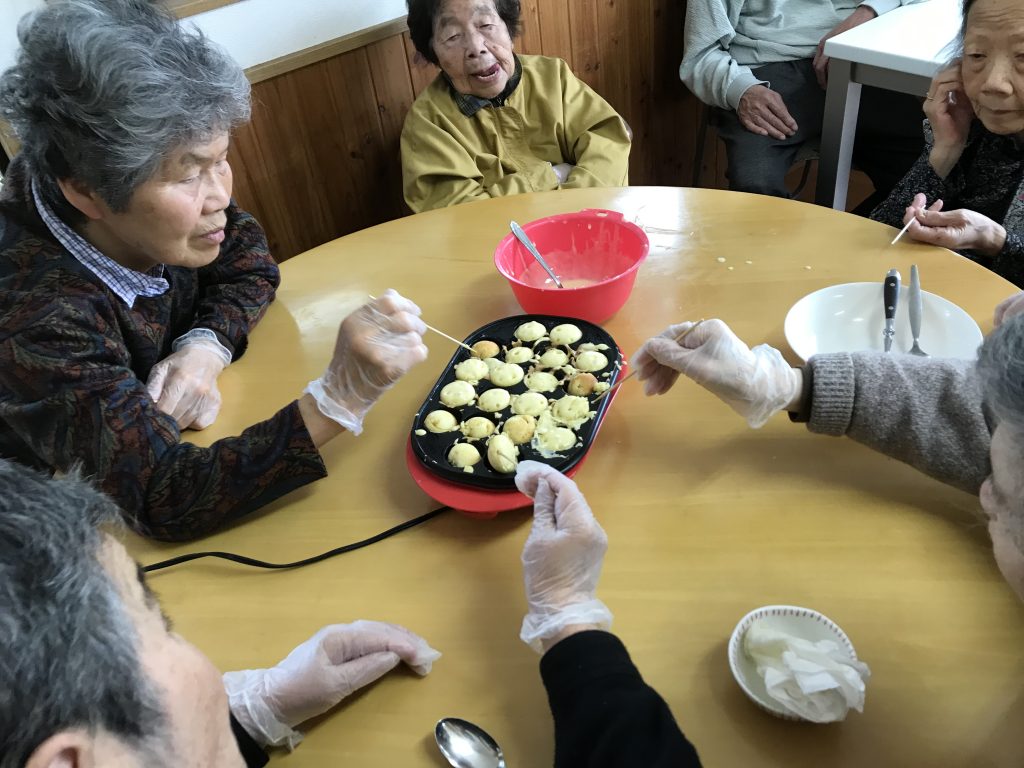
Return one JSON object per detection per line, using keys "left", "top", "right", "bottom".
{"left": 977, "top": 314, "right": 1024, "bottom": 434}
{"left": 0, "top": 0, "right": 250, "bottom": 222}
{"left": 0, "top": 460, "right": 167, "bottom": 766}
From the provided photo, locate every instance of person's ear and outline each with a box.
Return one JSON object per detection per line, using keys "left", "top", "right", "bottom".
{"left": 56, "top": 178, "right": 106, "bottom": 221}
{"left": 25, "top": 730, "right": 96, "bottom": 768}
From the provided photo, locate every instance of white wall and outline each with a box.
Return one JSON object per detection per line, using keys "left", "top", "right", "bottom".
{"left": 0, "top": 0, "right": 407, "bottom": 73}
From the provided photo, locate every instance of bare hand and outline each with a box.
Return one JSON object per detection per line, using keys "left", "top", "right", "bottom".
{"left": 925, "top": 63, "right": 974, "bottom": 175}
{"left": 904, "top": 200, "right": 1006, "bottom": 256}
{"left": 814, "top": 6, "right": 877, "bottom": 89}
{"left": 737, "top": 85, "right": 798, "bottom": 140}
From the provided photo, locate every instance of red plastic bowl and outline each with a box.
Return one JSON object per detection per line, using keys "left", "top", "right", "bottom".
{"left": 494, "top": 209, "right": 649, "bottom": 324}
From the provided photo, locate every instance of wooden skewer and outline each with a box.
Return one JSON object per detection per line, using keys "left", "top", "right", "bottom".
{"left": 368, "top": 294, "right": 474, "bottom": 353}
{"left": 593, "top": 319, "right": 706, "bottom": 403}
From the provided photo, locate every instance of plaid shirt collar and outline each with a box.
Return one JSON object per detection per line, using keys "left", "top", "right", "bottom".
{"left": 31, "top": 180, "right": 168, "bottom": 308}
{"left": 447, "top": 55, "right": 523, "bottom": 117}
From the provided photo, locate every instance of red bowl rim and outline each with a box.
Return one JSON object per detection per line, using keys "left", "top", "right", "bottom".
{"left": 494, "top": 209, "right": 650, "bottom": 290}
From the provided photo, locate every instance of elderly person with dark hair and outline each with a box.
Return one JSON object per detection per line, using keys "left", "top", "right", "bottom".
{"left": 631, "top": 307, "right": 1024, "bottom": 601}
{"left": 400, "top": 0, "right": 632, "bottom": 213}
{"left": 871, "top": 0, "right": 1024, "bottom": 286}
{"left": 0, "top": 456, "right": 701, "bottom": 767}
{"left": 0, "top": 0, "right": 428, "bottom": 541}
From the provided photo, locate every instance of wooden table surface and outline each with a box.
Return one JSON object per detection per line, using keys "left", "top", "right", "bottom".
{"left": 127, "top": 187, "right": 1024, "bottom": 767}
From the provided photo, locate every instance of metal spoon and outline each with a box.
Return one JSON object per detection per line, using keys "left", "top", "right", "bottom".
{"left": 435, "top": 718, "right": 506, "bottom": 768}
{"left": 510, "top": 220, "right": 564, "bottom": 288}
{"left": 908, "top": 264, "right": 928, "bottom": 356}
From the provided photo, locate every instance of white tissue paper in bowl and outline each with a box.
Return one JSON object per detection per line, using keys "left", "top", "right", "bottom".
{"left": 744, "top": 622, "right": 871, "bottom": 723}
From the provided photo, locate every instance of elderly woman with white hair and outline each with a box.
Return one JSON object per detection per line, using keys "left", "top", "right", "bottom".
{"left": 631, "top": 307, "right": 1024, "bottom": 600}
{"left": 0, "top": 0, "right": 428, "bottom": 541}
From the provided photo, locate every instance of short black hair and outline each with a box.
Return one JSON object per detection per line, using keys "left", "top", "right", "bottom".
{"left": 406, "top": 0, "right": 521, "bottom": 66}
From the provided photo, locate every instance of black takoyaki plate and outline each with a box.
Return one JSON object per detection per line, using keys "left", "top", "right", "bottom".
{"left": 410, "top": 314, "right": 623, "bottom": 490}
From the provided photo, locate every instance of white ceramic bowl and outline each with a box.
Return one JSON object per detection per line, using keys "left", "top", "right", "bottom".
{"left": 727, "top": 605, "right": 860, "bottom": 721}
{"left": 784, "top": 282, "right": 983, "bottom": 362}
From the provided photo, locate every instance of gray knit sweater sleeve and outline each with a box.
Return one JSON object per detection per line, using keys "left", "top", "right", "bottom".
{"left": 805, "top": 352, "right": 993, "bottom": 494}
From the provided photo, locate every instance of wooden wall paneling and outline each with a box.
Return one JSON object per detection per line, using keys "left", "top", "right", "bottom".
{"left": 517, "top": 0, "right": 544, "bottom": 54}
{"left": 651, "top": 0, "right": 703, "bottom": 187}
{"left": 536, "top": 0, "right": 574, "bottom": 63}
{"left": 365, "top": 34, "right": 420, "bottom": 218}
{"left": 230, "top": 79, "right": 333, "bottom": 259}
{"left": 403, "top": 33, "right": 440, "bottom": 96}
{"left": 567, "top": 0, "right": 604, "bottom": 89}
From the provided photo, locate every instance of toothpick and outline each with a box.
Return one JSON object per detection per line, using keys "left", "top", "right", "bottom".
{"left": 593, "top": 319, "right": 706, "bottom": 402}
{"left": 890, "top": 217, "right": 915, "bottom": 245}
{"left": 368, "top": 294, "right": 474, "bottom": 353}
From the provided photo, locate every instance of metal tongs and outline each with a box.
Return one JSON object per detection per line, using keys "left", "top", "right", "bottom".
{"left": 883, "top": 268, "right": 901, "bottom": 352}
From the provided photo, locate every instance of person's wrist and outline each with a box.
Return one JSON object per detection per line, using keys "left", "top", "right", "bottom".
{"left": 784, "top": 367, "right": 805, "bottom": 411}
{"left": 928, "top": 145, "right": 963, "bottom": 178}
{"left": 540, "top": 623, "right": 602, "bottom": 653}
{"left": 981, "top": 222, "right": 1007, "bottom": 256}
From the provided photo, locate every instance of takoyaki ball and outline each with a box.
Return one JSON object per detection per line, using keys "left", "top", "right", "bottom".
{"left": 514, "top": 321, "right": 547, "bottom": 343}
{"left": 423, "top": 409, "right": 458, "bottom": 433}
{"left": 535, "top": 426, "right": 576, "bottom": 453}
{"left": 567, "top": 372, "right": 598, "bottom": 396}
{"left": 455, "top": 358, "right": 489, "bottom": 384}
{"left": 578, "top": 342, "right": 610, "bottom": 352}
{"left": 525, "top": 371, "right": 559, "bottom": 393}
{"left": 549, "top": 323, "right": 582, "bottom": 346}
{"left": 550, "top": 395, "right": 591, "bottom": 428}
{"left": 490, "top": 363, "right": 525, "bottom": 388}
{"left": 511, "top": 391, "right": 549, "bottom": 417}
{"left": 440, "top": 380, "right": 475, "bottom": 407}
{"left": 472, "top": 340, "right": 500, "bottom": 359}
{"left": 461, "top": 416, "right": 496, "bottom": 440}
{"left": 477, "top": 388, "right": 512, "bottom": 413}
{"left": 573, "top": 350, "right": 608, "bottom": 373}
{"left": 502, "top": 414, "right": 536, "bottom": 444}
{"left": 483, "top": 357, "right": 503, "bottom": 376}
{"left": 448, "top": 442, "right": 482, "bottom": 470}
{"left": 538, "top": 348, "right": 569, "bottom": 369}
{"left": 487, "top": 433, "right": 519, "bottom": 474}
{"left": 504, "top": 346, "right": 534, "bottom": 365}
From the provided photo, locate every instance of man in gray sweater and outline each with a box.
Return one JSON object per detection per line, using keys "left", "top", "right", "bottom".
{"left": 632, "top": 315, "right": 1024, "bottom": 600}
{"left": 681, "top": 0, "right": 928, "bottom": 210}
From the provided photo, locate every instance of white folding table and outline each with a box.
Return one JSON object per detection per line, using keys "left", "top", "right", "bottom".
{"left": 815, "top": 0, "right": 963, "bottom": 210}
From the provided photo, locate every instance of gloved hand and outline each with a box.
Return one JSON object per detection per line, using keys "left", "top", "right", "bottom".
{"left": 551, "top": 162, "right": 574, "bottom": 184}
{"left": 305, "top": 289, "right": 428, "bottom": 434}
{"left": 223, "top": 621, "right": 440, "bottom": 749}
{"left": 631, "top": 319, "right": 802, "bottom": 428}
{"left": 516, "top": 461, "right": 613, "bottom": 653}
{"left": 146, "top": 332, "right": 232, "bottom": 430}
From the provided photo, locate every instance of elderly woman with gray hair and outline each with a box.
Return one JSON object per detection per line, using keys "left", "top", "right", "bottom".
{"left": 632, "top": 309, "right": 1024, "bottom": 601}
{"left": 0, "top": 0, "right": 428, "bottom": 541}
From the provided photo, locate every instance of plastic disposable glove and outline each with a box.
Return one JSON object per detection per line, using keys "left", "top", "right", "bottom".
{"left": 551, "top": 163, "right": 574, "bottom": 184}
{"left": 223, "top": 621, "right": 441, "bottom": 749}
{"left": 305, "top": 289, "right": 428, "bottom": 434}
{"left": 516, "top": 461, "right": 613, "bottom": 653}
{"left": 631, "top": 318, "right": 801, "bottom": 428}
{"left": 994, "top": 291, "right": 1024, "bottom": 327}
{"left": 146, "top": 331, "right": 232, "bottom": 430}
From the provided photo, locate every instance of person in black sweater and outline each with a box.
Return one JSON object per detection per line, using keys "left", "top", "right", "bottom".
{"left": 515, "top": 461, "right": 702, "bottom": 767}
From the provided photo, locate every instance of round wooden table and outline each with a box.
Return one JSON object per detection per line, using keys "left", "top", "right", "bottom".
{"left": 128, "top": 188, "right": 1024, "bottom": 767}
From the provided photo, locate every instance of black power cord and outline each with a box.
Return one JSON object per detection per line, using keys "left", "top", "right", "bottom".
{"left": 143, "top": 505, "right": 452, "bottom": 573}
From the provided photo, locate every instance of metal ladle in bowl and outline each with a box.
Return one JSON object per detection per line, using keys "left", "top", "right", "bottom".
{"left": 435, "top": 718, "right": 505, "bottom": 768}
{"left": 510, "top": 220, "right": 564, "bottom": 288}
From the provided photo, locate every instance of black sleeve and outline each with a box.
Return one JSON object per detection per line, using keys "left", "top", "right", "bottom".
{"left": 539, "top": 631, "right": 702, "bottom": 768}
{"left": 230, "top": 712, "right": 269, "bottom": 767}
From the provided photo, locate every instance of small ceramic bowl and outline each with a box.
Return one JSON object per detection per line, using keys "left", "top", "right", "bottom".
{"left": 727, "top": 604, "right": 860, "bottom": 721}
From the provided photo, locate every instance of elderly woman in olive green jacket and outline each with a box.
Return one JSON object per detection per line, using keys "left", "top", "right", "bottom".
{"left": 401, "top": 0, "right": 632, "bottom": 213}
